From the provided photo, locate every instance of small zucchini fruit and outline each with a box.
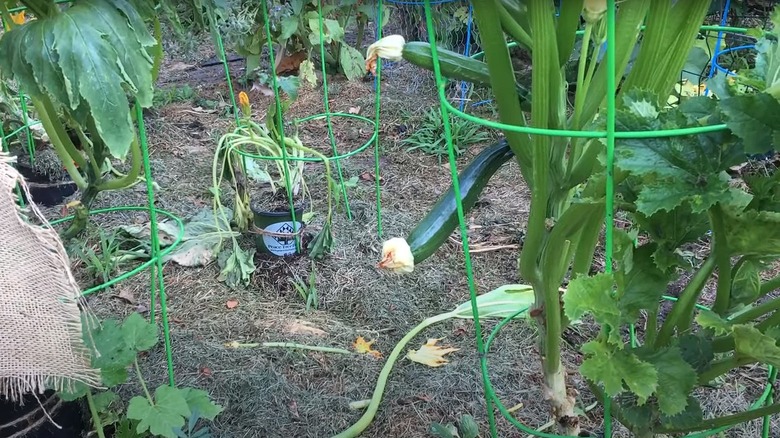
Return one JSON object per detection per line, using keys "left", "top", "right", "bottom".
{"left": 406, "top": 139, "right": 515, "bottom": 265}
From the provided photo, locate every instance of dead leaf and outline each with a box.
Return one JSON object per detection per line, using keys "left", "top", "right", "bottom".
{"left": 276, "top": 51, "right": 307, "bottom": 75}
{"left": 288, "top": 399, "right": 300, "bottom": 419}
{"left": 116, "top": 288, "right": 136, "bottom": 305}
{"left": 349, "top": 399, "right": 371, "bottom": 410}
{"left": 168, "top": 61, "right": 194, "bottom": 72}
{"left": 348, "top": 106, "right": 361, "bottom": 114}
{"left": 353, "top": 336, "right": 382, "bottom": 358}
{"left": 185, "top": 107, "right": 217, "bottom": 115}
{"left": 251, "top": 83, "right": 274, "bottom": 97}
{"left": 507, "top": 402, "right": 524, "bottom": 413}
{"left": 406, "top": 338, "right": 459, "bottom": 367}
{"left": 226, "top": 299, "right": 239, "bottom": 309}
{"left": 359, "top": 171, "right": 382, "bottom": 183}
{"left": 284, "top": 320, "right": 327, "bottom": 337}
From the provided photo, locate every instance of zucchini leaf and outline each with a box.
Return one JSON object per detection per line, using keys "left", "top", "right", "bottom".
{"left": 0, "top": 0, "right": 157, "bottom": 159}
{"left": 613, "top": 92, "right": 746, "bottom": 217}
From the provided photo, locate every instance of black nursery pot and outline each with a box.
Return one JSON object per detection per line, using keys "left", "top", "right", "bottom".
{"left": 250, "top": 200, "right": 307, "bottom": 257}
{"left": 15, "top": 164, "right": 78, "bottom": 207}
{"left": 0, "top": 390, "right": 88, "bottom": 437}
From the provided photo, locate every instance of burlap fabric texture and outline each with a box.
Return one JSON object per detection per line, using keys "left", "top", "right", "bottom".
{"left": 0, "top": 152, "right": 100, "bottom": 403}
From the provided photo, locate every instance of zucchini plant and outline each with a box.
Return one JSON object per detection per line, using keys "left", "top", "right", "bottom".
{"left": 376, "top": 1, "right": 780, "bottom": 435}
{"left": 0, "top": 0, "right": 219, "bottom": 238}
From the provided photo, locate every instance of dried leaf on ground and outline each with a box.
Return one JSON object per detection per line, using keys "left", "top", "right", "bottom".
{"left": 116, "top": 287, "right": 136, "bottom": 304}
{"left": 284, "top": 320, "right": 327, "bottom": 337}
{"left": 276, "top": 51, "right": 307, "bottom": 75}
{"left": 359, "top": 171, "right": 382, "bottom": 183}
{"left": 251, "top": 83, "right": 274, "bottom": 97}
{"left": 406, "top": 338, "right": 459, "bottom": 367}
{"left": 353, "top": 336, "right": 382, "bottom": 358}
{"left": 120, "top": 208, "right": 238, "bottom": 268}
{"left": 167, "top": 61, "right": 193, "bottom": 72}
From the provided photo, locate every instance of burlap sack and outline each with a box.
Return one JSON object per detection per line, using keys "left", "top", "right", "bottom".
{"left": 0, "top": 152, "right": 100, "bottom": 402}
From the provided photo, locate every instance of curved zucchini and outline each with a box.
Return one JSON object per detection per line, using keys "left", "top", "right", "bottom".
{"left": 401, "top": 41, "right": 532, "bottom": 111}
{"left": 407, "top": 139, "right": 515, "bottom": 264}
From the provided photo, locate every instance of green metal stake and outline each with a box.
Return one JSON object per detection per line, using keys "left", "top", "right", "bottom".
{"left": 423, "top": 1, "right": 498, "bottom": 436}
{"left": 136, "top": 102, "right": 176, "bottom": 387}
{"left": 317, "top": 0, "right": 353, "bottom": 220}
{"left": 373, "top": 1, "right": 384, "bottom": 239}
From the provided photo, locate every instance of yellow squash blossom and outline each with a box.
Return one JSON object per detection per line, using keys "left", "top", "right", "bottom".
{"left": 237, "top": 91, "right": 250, "bottom": 118}
{"left": 10, "top": 11, "right": 25, "bottom": 26}
{"left": 582, "top": 0, "right": 607, "bottom": 24}
{"left": 377, "top": 237, "right": 414, "bottom": 274}
{"left": 365, "top": 35, "right": 406, "bottom": 75}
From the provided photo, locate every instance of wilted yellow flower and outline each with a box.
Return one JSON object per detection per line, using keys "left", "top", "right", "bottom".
{"left": 10, "top": 11, "right": 25, "bottom": 25}
{"left": 238, "top": 91, "right": 250, "bottom": 118}
{"left": 365, "top": 34, "right": 406, "bottom": 75}
{"left": 582, "top": 0, "right": 607, "bottom": 24}
{"left": 377, "top": 237, "right": 414, "bottom": 274}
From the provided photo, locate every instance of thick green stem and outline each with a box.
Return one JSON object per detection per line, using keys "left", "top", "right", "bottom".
{"left": 644, "top": 308, "right": 658, "bottom": 346}
{"left": 731, "top": 296, "right": 780, "bottom": 325}
{"left": 151, "top": 17, "right": 163, "bottom": 83}
{"left": 713, "top": 296, "right": 780, "bottom": 352}
{"left": 84, "top": 390, "right": 106, "bottom": 438}
{"left": 72, "top": 125, "right": 102, "bottom": 178}
{"left": 29, "top": 96, "right": 88, "bottom": 189}
{"left": 134, "top": 358, "right": 154, "bottom": 401}
{"left": 655, "top": 257, "right": 716, "bottom": 348}
{"left": 756, "top": 310, "right": 780, "bottom": 332}
{"left": 571, "top": 24, "right": 594, "bottom": 132}
{"left": 61, "top": 184, "right": 99, "bottom": 239}
{"left": 332, "top": 311, "right": 454, "bottom": 438}
{"left": 656, "top": 401, "right": 780, "bottom": 434}
{"left": 760, "top": 275, "right": 780, "bottom": 297}
{"left": 470, "top": 0, "right": 533, "bottom": 180}
{"left": 580, "top": 0, "right": 650, "bottom": 123}
{"left": 709, "top": 205, "right": 732, "bottom": 315}
{"left": 697, "top": 355, "right": 752, "bottom": 384}
{"left": 496, "top": 2, "right": 533, "bottom": 52}
{"left": 522, "top": 0, "right": 578, "bottom": 434}
{"left": 95, "top": 136, "right": 142, "bottom": 191}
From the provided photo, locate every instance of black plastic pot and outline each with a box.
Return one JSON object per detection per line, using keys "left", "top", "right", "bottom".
{"left": 250, "top": 200, "right": 306, "bottom": 256}
{"left": 15, "top": 164, "right": 77, "bottom": 207}
{"left": 0, "top": 390, "right": 88, "bottom": 437}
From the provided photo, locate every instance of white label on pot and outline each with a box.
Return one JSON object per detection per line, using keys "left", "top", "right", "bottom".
{"left": 262, "top": 221, "right": 304, "bottom": 256}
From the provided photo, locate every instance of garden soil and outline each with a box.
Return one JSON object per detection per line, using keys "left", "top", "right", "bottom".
{"left": 35, "top": 32, "right": 780, "bottom": 438}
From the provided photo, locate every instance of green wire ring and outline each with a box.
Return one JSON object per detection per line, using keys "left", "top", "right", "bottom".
{"left": 229, "top": 112, "right": 378, "bottom": 162}
{"left": 1, "top": 120, "right": 43, "bottom": 142}
{"left": 49, "top": 206, "right": 185, "bottom": 296}
{"left": 480, "top": 297, "right": 777, "bottom": 438}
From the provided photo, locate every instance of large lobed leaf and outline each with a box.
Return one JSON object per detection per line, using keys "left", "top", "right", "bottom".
{"left": 0, "top": 0, "right": 157, "bottom": 159}
{"left": 614, "top": 93, "right": 746, "bottom": 217}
